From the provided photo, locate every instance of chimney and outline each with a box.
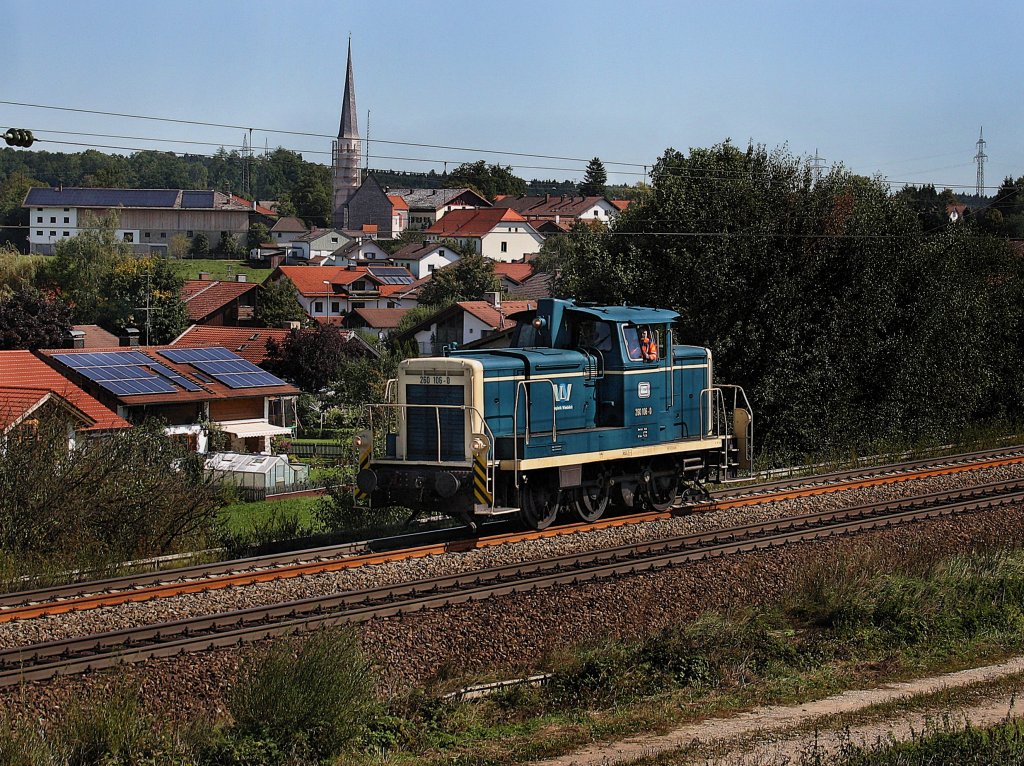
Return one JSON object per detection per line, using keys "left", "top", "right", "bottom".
{"left": 67, "top": 329, "right": 85, "bottom": 349}
{"left": 545, "top": 193, "right": 550, "bottom": 204}
{"left": 235, "top": 274, "right": 247, "bottom": 282}
{"left": 252, "top": 199, "right": 257, "bottom": 211}
{"left": 485, "top": 291, "right": 501, "bottom": 308}
{"left": 120, "top": 328, "right": 140, "bottom": 347}
{"left": 198, "top": 271, "right": 210, "bottom": 280}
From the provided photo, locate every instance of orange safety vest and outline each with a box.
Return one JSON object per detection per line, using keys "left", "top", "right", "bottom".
{"left": 641, "top": 338, "right": 657, "bottom": 360}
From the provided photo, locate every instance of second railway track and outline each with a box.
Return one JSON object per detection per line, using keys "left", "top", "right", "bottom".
{"left": 3, "top": 475, "right": 1024, "bottom": 687}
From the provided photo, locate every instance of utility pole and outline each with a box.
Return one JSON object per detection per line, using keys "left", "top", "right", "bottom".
{"left": 974, "top": 127, "right": 988, "bottom": 198}
{"left": 810, "top": 149, "right": 827, "bottom": 184}
{"left": 135, "top": 272, "right": 153, "bottom": 346}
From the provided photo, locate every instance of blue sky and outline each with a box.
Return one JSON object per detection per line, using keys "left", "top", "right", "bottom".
{"left": 5, "top": 0, "right": 1021, "bottom": 192}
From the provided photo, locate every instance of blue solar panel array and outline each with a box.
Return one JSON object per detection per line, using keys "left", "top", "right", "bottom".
{"left": 25, "top": 188, "right": 181, "bottom": 209}
{"left": 367, "top": 266, "right": 415, "bottom": 285}
{"left": 158, "top": 347, "right": 288, "bottom": 389}
{"left": 51, "top": 351, "right": 184, "bottom": 397}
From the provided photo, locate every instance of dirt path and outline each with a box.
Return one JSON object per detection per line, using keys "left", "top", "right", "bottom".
{"left": 530, "top": 657, "right": 1024, "bottom": 766}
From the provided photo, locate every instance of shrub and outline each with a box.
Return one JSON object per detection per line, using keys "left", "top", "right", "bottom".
{"left": 227, "top": 627, "right": 376, "bottom": 758}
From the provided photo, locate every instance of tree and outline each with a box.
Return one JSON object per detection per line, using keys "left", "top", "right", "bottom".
{"left": 445, "top": 160, "right": 526, "bottom": 201}
{"left": 0, "top": 285, "right": 72, "bottom": 349}
{"left": 216, "top": 231, "right": 243, "bottom": 256}
{"left": 50, "top": 212, "right": 133, "bottom": 323}
{"left": 168, "top": 233, "right": 191, "bottom": 260}
{"left": 265, "top": 325, "right": 368, "bottom": 392}
{"left": 190, "top": 232, "right": 210, "bottom": 257}
{"left": 284, "top": 165, "right": 332, "bottom": 228}
{"left": 416, "top": 253, "right": 499, "bottom": 307}
{"left": 0, "top": 171, "right": 46, "bottom": 250}
{"left": 256, "top": 276, "right": 306, "bottom": 328}
{"left": 247, "top": 222, "right": 271, "bottom": 252}
{"left": 579, "top": 157, "right": 608, "bottom": 197}
{"left": 98, "top": 256, "right": 188, "bottom": 344}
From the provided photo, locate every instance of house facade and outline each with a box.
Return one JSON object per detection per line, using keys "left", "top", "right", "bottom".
{"left": 424, "top": 208, "right": 545, "bottom": 262}
{"left": 491, "top": 194, "right": 621, "bottom": 227}
{"left": 266, "top": 264, "right": 417, "bottom": 321}
{"left": 396, "top": 298, "right": 533, "bottom": 356}
{"left": 22, "top": 188, "right": 250, "bottom": 255}
{"left": 391, "top": 241, "right": 460, "bottom": 278}
{"left": 386, "top": 188, "right": 491, "bottom": 231}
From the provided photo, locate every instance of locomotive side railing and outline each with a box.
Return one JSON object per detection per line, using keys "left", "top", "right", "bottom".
{"left": 512, "top": 378, "right": 560, "bottom": 489}
{"left": 699, "top": 385, "right": 754, "bottom": 470}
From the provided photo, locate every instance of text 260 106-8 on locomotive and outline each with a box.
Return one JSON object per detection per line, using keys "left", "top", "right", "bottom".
{"left": 355, "top": 298, "right": 753, "bottom": 530}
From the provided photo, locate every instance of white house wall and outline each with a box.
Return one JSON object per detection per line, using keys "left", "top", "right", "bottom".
{"left": 480, "top": 224, "right": 545, "bottom": 262}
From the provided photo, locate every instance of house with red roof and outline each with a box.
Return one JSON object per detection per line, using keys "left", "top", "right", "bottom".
{"left": 170, "top": 326, "right": 296, "bottom": 366}
{"left": 265, "top": 263, "right": 418, "bottom": 323}
{"left": 424, "top": 208, "right": 544, "bottom": 262}
{"left": 38, "top": 346, "right": 299, "bottom": 454}
{"left": 391, "top": 241, "right": 461, "bottom": 278}
{"left": 491, "top": 194, "right": 621, "bottom": 227}
{"left": 181, "top": 276, "right": 260, "bottom": 326}
{"left": 387, "top": 188, "right": 491, "bottom": 231}
{"left": 393, "top": 297, "right": 535, "bottom": 356}
{"left": 0, "top": 351, "right": 131, "bottom": 445}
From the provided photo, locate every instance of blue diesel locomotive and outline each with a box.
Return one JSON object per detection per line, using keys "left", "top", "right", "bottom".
{"left": 355, "top": 298, "right": 754, "bottom": 530}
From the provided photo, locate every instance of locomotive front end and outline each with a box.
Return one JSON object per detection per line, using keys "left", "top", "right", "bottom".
{"left": 356, "top": 356, "right": 494, "bottom": 522}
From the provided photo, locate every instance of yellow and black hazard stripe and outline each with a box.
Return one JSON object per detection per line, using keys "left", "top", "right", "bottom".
{"left": 472, "top": 451, "right": 492, "bottom": 506}
{"left": 355, "top": 447, "right": 372, "bottom": 502}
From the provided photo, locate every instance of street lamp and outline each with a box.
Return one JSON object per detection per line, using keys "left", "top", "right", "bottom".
{"left": 323, "top": 280, "right": 331, "bottom": 325}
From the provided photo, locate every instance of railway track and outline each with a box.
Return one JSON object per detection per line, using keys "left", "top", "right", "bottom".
{"left": 2, "top": 445, "right": 1023, "bottom": 624}
{"left": 3, "top": 475, "right": 1023, "bottom": 687}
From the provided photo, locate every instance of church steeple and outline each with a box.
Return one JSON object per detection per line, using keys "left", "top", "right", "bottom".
{"left": 339, "top": 36, "right": 358, "bottom": 140}
{"left": 332, "top": 36, "right": 361, "bottom": 229}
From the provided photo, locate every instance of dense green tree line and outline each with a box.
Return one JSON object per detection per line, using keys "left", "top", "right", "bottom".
{"left": 540, "top": 142, "right": 1024, "bottom": 458}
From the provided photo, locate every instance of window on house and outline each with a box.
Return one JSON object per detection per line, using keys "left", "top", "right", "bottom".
{"left": 36, "top": 208, "right": 42, "bottom": 212}
{"left": 36, "top": 217, "right": 41, "bottom": 223}
{"left": 331, "top": 237, "right": 338, "bottom": 243}
{"left": 331, "top": 302, "right": 340, "bottom": 313}
{"left": 428, "top": 264, "right": 436, "bottom": 272}
{"left": 352, "top": 301, "right": 365, "bottom": 309}
{"left": 186, "top": 230, "right": 193, "bottom": 237}
{"left": 313, "top": 301, "right": 324, "bottom": 313}
{"left": 123, "top": 233, "right": 133, "bottom": 242}
{"left": 388, "top": 301, "right": 396, "bottom": 308}
{"left": 62, "top": 231, "right": 69, "bottom": 237}
{"left": 500, "top": 241, "right": 508, "bottom": 253}
{"left": 63, "top": 217, "right": 69, "bottom": 224}
{"left": 144, "top": 232, "right": 151, "bottom": 239}
{"left": 353, "top": 281, "right": 366, "bottom": 290}
{"left": 49, "top": 217, "right": 56, "bottom": 223}
{"left": 63, "top": 208, "right": 69, "bottom": 212}
{"left": 160, "top": 232, "right": 166, "bottom": 238}
{"left": 49, "top": 231, "right": 56, "bottom": 237}
{"left": 36, "top": 231, "right": 42, "bottom": 236}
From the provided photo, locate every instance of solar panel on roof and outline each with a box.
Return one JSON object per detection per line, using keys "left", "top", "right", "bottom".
{"left": 159, "top": 347, "right": 236, "bottom": 363}
{"left": 144, "top": 362, "right": 203, "bottom": 392}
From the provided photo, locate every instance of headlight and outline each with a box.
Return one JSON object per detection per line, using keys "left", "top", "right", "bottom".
{"left": 471, "top": 435, "right": 488, "bottom": 453}
{"left": 353, "top": 435, "right": 364, "bottom": 449}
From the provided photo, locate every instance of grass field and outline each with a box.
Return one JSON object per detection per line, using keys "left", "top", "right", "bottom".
{"left": 217, "top": 495, "right": 320, "bottom": 536}
{"left": 169, "top": 258, "right": 272, "bottom": 283}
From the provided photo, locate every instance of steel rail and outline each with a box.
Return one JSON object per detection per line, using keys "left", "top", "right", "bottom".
{"left": 2, "top": 478, "right": 1023, "bottom": 687}
{"left": 2, "top": 447, "right": 1023, "bottom": 623}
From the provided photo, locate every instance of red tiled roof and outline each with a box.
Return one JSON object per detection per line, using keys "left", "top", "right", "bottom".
{"left": 230, "top": 194, "right": 278, "bottom": 217}
{"left": 361, "top": 224, "right": 379, "bottom": 233}
{"left": 458, "top": 300, "right": 535, "bottom": 330}
{"left": 72, "top": 324, "right": 120, "bottom": 348}
{"left": 491, "top": 195, "right": 614, "bottom": 218}
{"left": 0, "top": 387, "right": 55, "bottom": 431}
{"left": 40, "top": 347, "right": 298, "bottom": 406}
{"left": 271, "top": 266, "right": 378, "bottom": 297}
{"left": 493, "top": 262, "right": 534, "bottom": 284}
{"left": 424, "top": 208, "right": 527, "bottom": 237}
{"left": 181, "top": 280, "right": 258, "bottom": 322}
{"left": 270, "top": 216, "right": 308, "bottom": 233}
{"left": 170, "top": 326, "right": 295, "bottom": 365}
{"left": 377, "top": 283, "right": 409, "bottom": 297}
{"left": 352, "top": 308, "right": 412, "bottom": 329}
{"left": 611, "top": 199, "right": 631, "bottom": 211}
{"left": 0, "top": 351, "right": 131, "bottom": 431}
{"left": 387, "top": 195, "right": 409, "bottom": 211}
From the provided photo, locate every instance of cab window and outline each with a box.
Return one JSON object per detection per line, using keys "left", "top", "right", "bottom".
{"left": 576, "top": 320, "right": 613, "bottom": 352}
{"left": 623, "top": 324, "right": 661, "bottom": 362}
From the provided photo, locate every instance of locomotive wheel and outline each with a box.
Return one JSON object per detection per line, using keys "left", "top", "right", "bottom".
{"left": 643, "top": 467, "right": 679, "bottom": 512}
{"left": 520, "top": 477, "right": 560, "bottom": 530}
{"left": 573, "top": 474, "right": 610, "bottom": 522}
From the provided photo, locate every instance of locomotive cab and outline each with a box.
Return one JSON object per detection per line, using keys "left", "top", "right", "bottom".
{"left": 357, "top": 298, "right": 754, "bottom": 530}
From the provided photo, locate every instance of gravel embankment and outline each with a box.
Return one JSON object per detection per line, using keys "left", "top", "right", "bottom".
{"left": 3, "top": 463, "right": 1024, "bottom": 721}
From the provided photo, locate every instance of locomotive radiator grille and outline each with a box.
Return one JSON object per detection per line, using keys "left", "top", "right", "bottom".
{"left": 405, "top": 384, "right": 465, "bottom": 461}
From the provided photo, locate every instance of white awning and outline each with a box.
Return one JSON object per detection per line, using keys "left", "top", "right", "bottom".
{"left": 216, "top": 419, "right": 292, "bottom": 438}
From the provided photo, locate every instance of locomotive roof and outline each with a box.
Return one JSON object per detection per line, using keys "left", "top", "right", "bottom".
{"left": 507, "top": 300, "right": 680, "bottom": 325}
